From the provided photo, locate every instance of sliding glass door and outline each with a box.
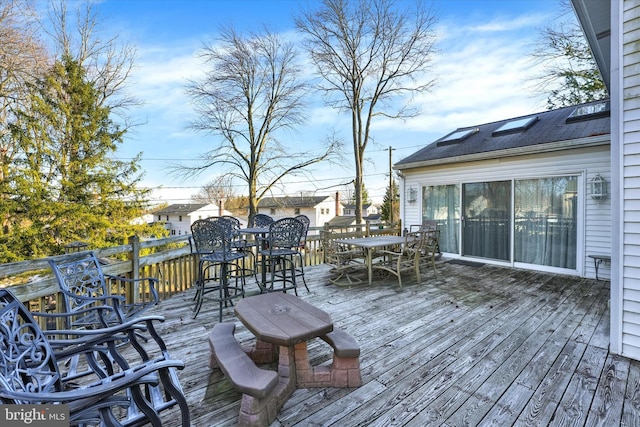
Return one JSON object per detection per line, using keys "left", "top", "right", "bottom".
{"left": 421, "top": 176, "right": 578, "bottom": 270}
{"left": 514, "top": 177, "right": 577, "bottom": 269}
{"left": 462, "top": 181, "right": 511, "bottom": 261}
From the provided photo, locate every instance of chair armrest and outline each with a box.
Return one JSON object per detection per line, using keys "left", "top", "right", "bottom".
{"left": 0, "top": 358, "right": 185, "bottom": 404}
{"left": 104, "top": 275, "right": 160, "bottom": 304}
{"left": 32, "top": 304, "right": 126, "bottom": 327}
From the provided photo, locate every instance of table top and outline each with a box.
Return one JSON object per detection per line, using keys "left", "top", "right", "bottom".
{"left": 334, "top": 235, "right": 407, "bottom": 249}
{"left": 240, "top": 227, "right": 270, "bottom": 234}
{"left": 235, "top": 293, "right": 333, "bottom": 346}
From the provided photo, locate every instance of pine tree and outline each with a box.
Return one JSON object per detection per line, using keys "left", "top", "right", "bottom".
{"left": 3, "top": 55, "right": 162, "bottom": 260}
{"left": 381, "top": 179, "right": 399, "bottom": 223}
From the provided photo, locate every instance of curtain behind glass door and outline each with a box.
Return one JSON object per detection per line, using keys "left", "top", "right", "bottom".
{"left": 514, "top": 177, "right": 577, "bottom": 269}
{"left": 462, "top": 181, "right": 511, "bottom": 261}
{"left": 422, "top": 185, "right": 459, "bottom": 254}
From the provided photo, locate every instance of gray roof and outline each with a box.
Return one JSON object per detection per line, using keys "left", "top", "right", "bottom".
{"left": 258, "top": 196, "right": 332, "bottom": 209}
{"left": 395, "top": 100, "right": 610, "bottom": 169}
{"left": 154, "top": 204, "right": 207, "bottom": 216}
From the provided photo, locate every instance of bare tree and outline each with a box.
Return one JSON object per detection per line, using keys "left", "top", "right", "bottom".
{"left": 0, "top": 0, "right": 48, "bottom": 233}
{"left": 44, "top": 0, "right": 139, "bottom": 127}
{"left": 191, "top": 175, "right": 235, "bottom": 204}
{"left": 183, "top": 27, "right": 338, "bottom": 223}
{"left": 296, "top": 0, "right": 438, "bottom": 223}
{"left": 530, "top": 0, "right": 607, "bottom": 109}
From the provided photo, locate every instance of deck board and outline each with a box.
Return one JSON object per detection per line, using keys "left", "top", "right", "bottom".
{"left": 145, "top": 261, "right": 638, "bottom": 426}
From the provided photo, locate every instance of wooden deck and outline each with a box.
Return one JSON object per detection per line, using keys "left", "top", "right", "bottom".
{"left": 147, "top": 260, "right": 640, "bottom": 426}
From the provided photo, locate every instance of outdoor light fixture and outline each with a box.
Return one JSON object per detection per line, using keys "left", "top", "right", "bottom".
{"left": 590, "top": 174, "right": 607, "bottom": 201}
{"left": 407, "top": 187, "right": 417, "bottom": 203}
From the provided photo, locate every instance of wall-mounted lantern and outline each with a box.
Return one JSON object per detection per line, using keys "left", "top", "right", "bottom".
{"left": 590, "top": 174, "right": 607, "bottom": 201}
{"left": 407, "top": 187, "right": 417, "bottom": 203}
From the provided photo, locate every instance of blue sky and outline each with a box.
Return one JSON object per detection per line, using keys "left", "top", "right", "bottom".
{"left": 92, "top": 0, "right": 565, "bottom": 205}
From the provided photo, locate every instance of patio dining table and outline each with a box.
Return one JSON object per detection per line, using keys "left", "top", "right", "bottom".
{"left": 334, "top": 235, "right": 407, "bottom": 286}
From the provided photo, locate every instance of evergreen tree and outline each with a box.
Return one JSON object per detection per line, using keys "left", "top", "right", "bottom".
{"left": 3, "top": 55, "right": 161, "bottom": 260}
{"left": 381, "top": 179, "right": 399, "bottom": 223}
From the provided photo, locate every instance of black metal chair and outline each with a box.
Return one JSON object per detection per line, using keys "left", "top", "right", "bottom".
{"left": 47, "top": 251, "right": 160, "bottom": 330}
{"left": 214, "top": 215, "right": 258, "bottom": 287}
{"left": 294, "top": 214, "right": 311, "bottom": 291}
{"left": 0, "top": 289, "right": 190, "bottom": 426}
{"left": 253, "top": 213, "right": 274, "bottom": 227}
{"left": 190, "top": 219, "right": 246, "bottom": 321}
{"left": 259, "top": 217, "right": 305, "bottom": 294}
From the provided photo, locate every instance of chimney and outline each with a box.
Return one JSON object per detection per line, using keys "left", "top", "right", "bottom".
{"left": 335, "top": 191, "right": 340, "bottom": 216}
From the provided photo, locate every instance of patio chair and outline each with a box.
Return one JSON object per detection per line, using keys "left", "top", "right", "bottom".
{"left": 259, "top": 217, "right": 305, "bottom": 294}
{"left": 214, "top": 215, "right": 258, "bottom": 286}
{"left": 409, "top": 220, "right": 442, "bottom": 259}
{"left": 253, "top": 213, "right": 274, "bottom": 227}
{"left": 374, "top": 229, "right": 438, "bottom": 287}
{"left": 294, "top": 214, "right": 311, "bottom": 291}
{"left": 190, "top": 219, "right": 246, "bottom": 321}
{"left": 0, "top": 288, "right": 190, "bottom": 426}
{"left": 325, "top": 240, "right": 365, "bottom": 286}
{"left": 47, "top": 251, "right": 160, "bottom": 330}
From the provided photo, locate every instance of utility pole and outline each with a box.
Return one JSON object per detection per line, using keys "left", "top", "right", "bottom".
{"left": 388, "top": 146, "right": 395, "bottom": 223}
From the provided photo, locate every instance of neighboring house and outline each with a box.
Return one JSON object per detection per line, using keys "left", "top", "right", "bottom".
{"left": 571, "top": 0, "right": 640, "bottom": 360}
{"left": 395, "top": 100, "right": 611, "bottom": 281}
{"left": 257, "top": 195, "right": 338, "bottom": 229}
{"left": 154, "top": 203, "right": 246, "bottom": 236}
{"left": 341, "top": 203, "right": 378, "bottom": 218}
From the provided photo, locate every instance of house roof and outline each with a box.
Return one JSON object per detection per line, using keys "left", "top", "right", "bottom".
{"left": 154, "top": 204, "right": 208, "bottom": 216}
{"left": 342, "top": 203, "right": 372, "bottom": 210}
{"left": 258, "top": 196, "right": 332, "bottom": 209}
{"left": 395, "top": 100, "right": 610, "bottom": 170}
{"left": 326, "top": 216, "right": 356, "bottom": 227}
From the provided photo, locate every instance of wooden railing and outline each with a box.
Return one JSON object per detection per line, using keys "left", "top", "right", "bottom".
{"left": 0, "top": 221, "right": 401, "bottom": 312}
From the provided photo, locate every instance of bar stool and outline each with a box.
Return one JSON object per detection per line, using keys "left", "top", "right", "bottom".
{"left": 190, "top": 219, "right": 245, "bottom": 321}
{"left": 259, "top": 217, "right": 305, "bottom": 294}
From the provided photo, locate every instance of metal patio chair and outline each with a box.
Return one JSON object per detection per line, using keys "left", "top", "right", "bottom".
{"left": 47, "top": 251, "right": 160, "bottom": 330}
{"left": 190, "top": 219, "right": 246, "bottom": 321}
{"left": 0, "top": 289, "right": 190, "bottom": 426}
{"left": 259, "top": 217, "right": 305, "bottom": 294}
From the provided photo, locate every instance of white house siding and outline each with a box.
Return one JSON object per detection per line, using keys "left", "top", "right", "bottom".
{"left": 613, "top": 0, "right": 640, "bottom": 359}
{"left": 401, "top": 145, "right": 611, "bottom": 279}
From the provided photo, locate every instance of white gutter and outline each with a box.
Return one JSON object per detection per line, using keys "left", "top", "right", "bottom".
{"left": 395, "top": 134, "right": 610, "bottom": 171}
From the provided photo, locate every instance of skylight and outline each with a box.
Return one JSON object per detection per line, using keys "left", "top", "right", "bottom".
{"left": 436, "top": 128, "right": 479, "bottom": 146}
{"left": 566, "top": 101, "right": 610, "bottom": 123}
{"left": 492, "top": 116, "right": 538, "bottom": 136}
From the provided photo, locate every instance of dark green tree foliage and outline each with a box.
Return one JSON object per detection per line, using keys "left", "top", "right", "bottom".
{"left": 3, "top": 55, "right": 157, "bottom": 260}
{"left": 380, "top": 179, "right": 399, "bottom": 222}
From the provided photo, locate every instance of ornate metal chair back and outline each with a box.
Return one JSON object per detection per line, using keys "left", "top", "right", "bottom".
{"left": 268, "top": 217, "right": 304, "bottom": 249}
{"left": 48, "top": 251, "right": 110, "bottom": 315}
{"left": 191, "top": 219, "right": 232, "bottom": 255}
{"left": 0, "top": 289, "right": 61, "bottom": 401}
{"left": 253, "top": 213, "right": 274, "bottom": 227}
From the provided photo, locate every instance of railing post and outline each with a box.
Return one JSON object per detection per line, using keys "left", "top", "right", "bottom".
{"left": 128, "top": 235, "right": 140, "bottom": 303}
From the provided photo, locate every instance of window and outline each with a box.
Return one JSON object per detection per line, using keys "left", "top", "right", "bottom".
{"left": 179, "top": 215, "right": 182, "bottom": 221}
{"left": 566, "top": 101, "right": 610, "bottom": 123}
{"left": 158, "top": 215, "right": 161, "bottom": 221}
{"left": 492, "top": 116, "right": 538, "bottom": 136}
{"left": 270, "top": 208, "right": 276, "bottom": 215}
{"left": 295, "top": 208, "right": 300, "bottom": 215}
{"left": 166, "top": 215, "right": 169, "bottom": 221}
{"left": 436, "top": 128, "right": 479, "bottom": 146}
